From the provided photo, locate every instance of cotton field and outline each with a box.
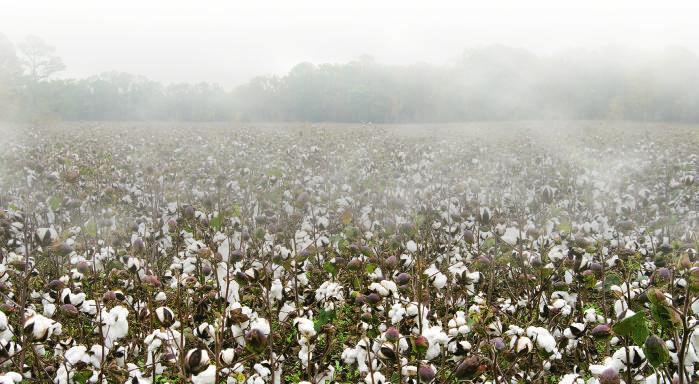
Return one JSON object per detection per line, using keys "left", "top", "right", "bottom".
{"left": 0, "top": 122, "right": 698, "bottom": 384}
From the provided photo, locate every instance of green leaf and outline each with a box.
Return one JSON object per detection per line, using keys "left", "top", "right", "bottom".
{"left": 604, "top": 273, "right": 622, "bottom": 290}
{"left": 343, "top": 226, "right": 360, "bottom": 241}
{"left": 323, "top": 261, "right": 338, "bottom": 277}
{"left": 230, "top": 203, "right": 242, "bottom": 217}
{"left": 337, "top": 238, "right": 349, "bottom": 250}
{"left": 650, "top": 302, "right": 682, "bottom": 331}
{"left": 210, "top": 215, "right": 222, "bottom": 231}
{"left": 254, "top": 227, "right": 265, "bottom": 240}
{"left": 558, "top": 221, "right": 572, "bottom": 233}
{"left": 482, "top": 237, "right": 496, "bottom": 249}
{"left": 74, "top": 370, "right": 92, "bottom": 384}
{"left": 352, "top": 277, "right": 361, "bottom": 290}
{"left": 266, "top": 167, "right": 282, "bottom": 178}
{"left": 365, "top": 263, "right": 377, "bottom": 274}
{"left": 48, "top": 196, "right": 61, "bottom": 211}
{"left": 612, "top": 312, "right": 649, "bottom": 345}
{"left": 84, "top": 220, "right": 98, "bottom": 237}
{"left": 314, "top": 309, "right": 335, "bottom": 332}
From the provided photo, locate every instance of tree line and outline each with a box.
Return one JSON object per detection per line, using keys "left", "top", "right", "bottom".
{"left": 2, "top": 33, "right": 699, "bottom": 123}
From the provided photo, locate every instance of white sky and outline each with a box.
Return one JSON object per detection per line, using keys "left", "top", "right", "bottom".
{"left": 1, "top": 0, "right": 698, "bottom": 88}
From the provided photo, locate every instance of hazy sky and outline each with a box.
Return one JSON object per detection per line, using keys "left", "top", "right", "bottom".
{"left": 1, "top": 0, "right": 698, "bottom": 88}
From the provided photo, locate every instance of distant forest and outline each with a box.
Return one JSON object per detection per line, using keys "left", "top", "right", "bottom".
{"left": 2, "top": 33, "right": 699, "bottom": 123}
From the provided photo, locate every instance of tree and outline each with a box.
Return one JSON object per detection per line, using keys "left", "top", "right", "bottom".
{"left": 17, "top": 35, "right": 65, "bottom": 82}
{"left": 0, "top": 33, "right": 20, "bottom": 119}
{"left": 17, "top": 35, "right": 66, "bottom": 120}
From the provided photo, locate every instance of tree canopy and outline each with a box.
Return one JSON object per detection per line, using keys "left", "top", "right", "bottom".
{"left": 2, "top": 34, "right": 699, "bottom": 123}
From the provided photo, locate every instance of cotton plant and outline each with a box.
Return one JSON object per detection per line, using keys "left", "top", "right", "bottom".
{"left": 1, "top": 123, "right": 699, "bottom": 383}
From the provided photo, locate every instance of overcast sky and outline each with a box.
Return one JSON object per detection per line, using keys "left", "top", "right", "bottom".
{"left": 1, "top": 0, "right": 698, "bottom": 88}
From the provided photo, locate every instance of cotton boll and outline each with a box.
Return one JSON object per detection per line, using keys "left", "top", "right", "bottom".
{"left": 100, "top": 306, "right": 129, "bottom": 348}
{"left": 114, "top": 344, "right": 128, "bottom": 367}
{"left": 422, "top": 325, "right": 449, "bottom": 360}
{"left": 194, "top": 322, "right": 215, "bottom": 345}
{"left": 0, "top": 312, "right": 13, "bottom": 342}
{"left": 192, "top": 365, "right": 216, "bottom": 384}
{"left": 60, "top": 288, "right": 85, "bottom": 308}
{"left": 279, "top": 302, "right": 296, "bottom": 322}
{"left": 126, "top": 363, "right": 153, "bottom": 384}
{"left": 294, "top": 317, "right": 316, "bottom": 339}
{"left": 155, "top": 306, "right": 176, "bottom": 327}
{"left": 80, "top": 300, "right": 98, "bottom": 315}
{"left": 23, "top": 314, "right": 61, "bottom": 342}
{"left": 219, "top": 348, "right": 235, "bottom": 365}
{"left": 362, "top": 281, "right": 383, "bottom": 297}
{"left": 526, "top": 326, "right": 558, "bottom": 356}
{"left": 424, "top": 265, "right": 448, "bottom": 289}
{"left": 64, "top": 345, "right": 88, "bottom": 366}
{"left": 185, "top": 348, "right": 210, "bottom": 374}
{"left": 389, "top": 303, "right": 406, "bottom": 324}
{"left": 364, "top": 371, "right": 386, "bottom": 384}
{"left": 315, "top": 281, "right": 345, "bottom": 309}
{"left": 298, "top": 343, "right": 314, "bottom": 368}
{"left": 0, "top": 372, "right": 22, "bottom": 384}
{"left": 511, "top": 336, "right": 533, "bottom": 354}
{"left": 268, "top": 279, "right": 283, "bottom": 303}
{"left": 558, "top": 373, "right": 585, "bottom": 384}
{"left": 431, "top": 272, "right": 447, "bottom": 289}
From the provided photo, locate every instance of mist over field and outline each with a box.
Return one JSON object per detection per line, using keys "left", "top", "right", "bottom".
{"left": 2, "top": 2, "right": 699, "bottom": 384}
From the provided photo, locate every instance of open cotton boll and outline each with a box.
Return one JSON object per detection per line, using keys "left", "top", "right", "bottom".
{"left": 431, "top": 272, "right": 447, "bottom": 289}
{"left": 558, "top": 373, "right": 585, "bottom": 384}
{"left": 194, "top": 322, "right": 215, "bottom": 345}
{"left": 509, "top": 333, "right": 533, "bottom": 354}
{"left": 299, "top": 343, "right": 314, "bottom": 368}
{"left": 0, "top": 372, "right": 22, "bottom": 384}
{"left": 250, "top": 317, "right": 271, "bottom": 336}
{"left": 64, "top": 345, "right": 88, "bottom": 366}
{"left": 293, "top": 317, "right": 316, "bottom": 339}
{"left": 278, "top": 302, "right": 296, "bottom": 322}
{"left": 422, "top": 325, "right": 449, "bottom": 360}
{"left": 100, "top": 305, "right": 129, "bottom": 348}
{"left": 424, "top": 265, "right": 448, "bottom": 289}
{"left": 388, "top": 303, "right": 406, "bottom": 324}
{"left": 126, "top": 363, "right": 152, "bottom": 384}
{"left": 368, "top": 282, "right": 390, "bottom": 297}
{"left": 501, "top": 227, "right": 520, "bottom": 245}
{"left": 364, "top": 371, "right": 386, "bottom": 384}
{"left": 60, "top": 288, "right": 86, "bottom": 307}
{"left": 87, "top": 344, "right": 106, "bottom": 369}
{"left": 219, "top": 348, "right": 236, "bottom": 365}
{"left": 79, "top": 300, "right": 98, "bottom": 316}
{"left": 584, "top": 308, "right": 605, "bottom": 324}
{"left": 601, "top": 346, "right": 646, "bottom": 373}
{"left": 315, "top": 281, "right": 344, "bottom": 308}
{"left": 526, "top": 326, "right": 559, "bottom": 357}
{"left": 191, "top": 365, "right": 216, "bottom": 384}
{"left": 23, "top": 314, "right": 62, "bottom": 342}
{"left": 267, "top": 279, "right": 283, "bottom": 303}
{"left": 0, "top": 312, "right": 13, "bottom": 342}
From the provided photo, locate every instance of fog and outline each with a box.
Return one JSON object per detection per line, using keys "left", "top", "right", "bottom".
{"left": 4, "top": 3, "right": 699, "bottom": 383}
{"left": 3, "top": 2, "right": 699, "bottom": 123}
{"left": 2, "top": 0, "right": 699, "bottom": 88}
